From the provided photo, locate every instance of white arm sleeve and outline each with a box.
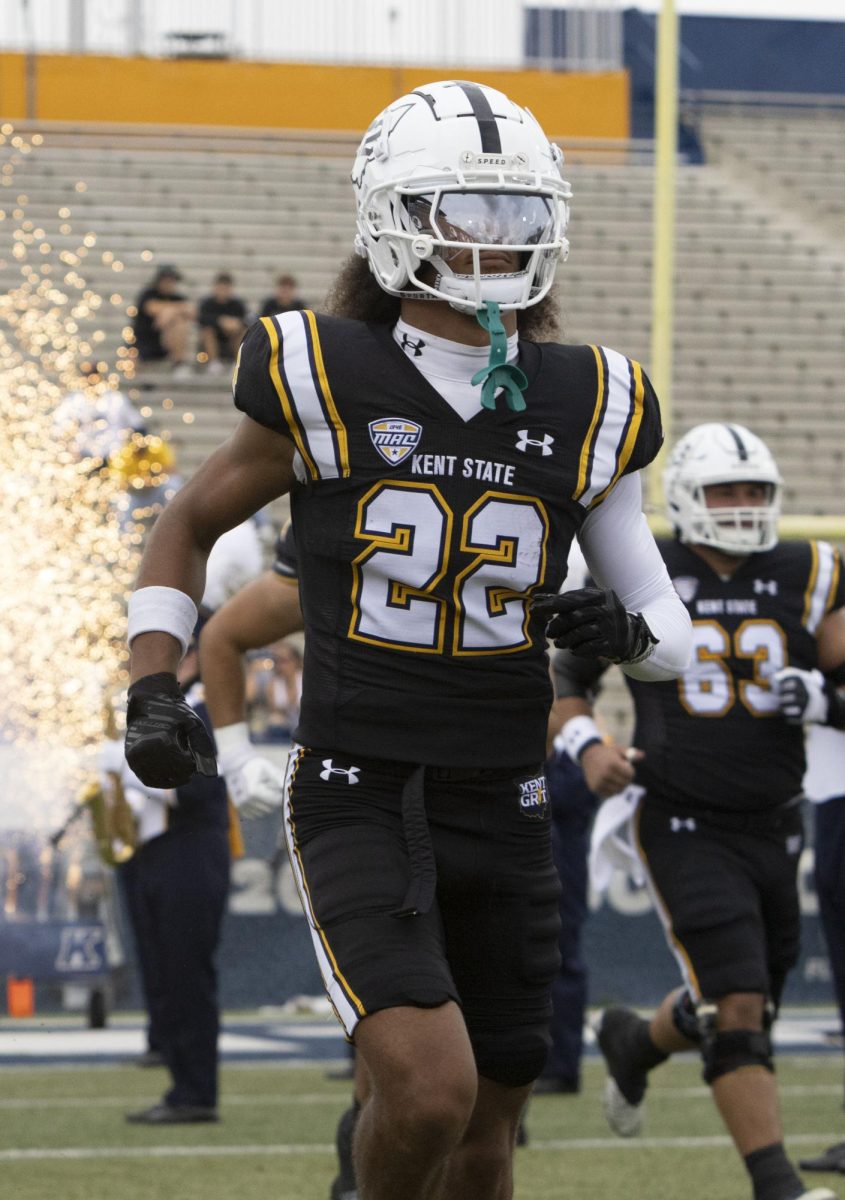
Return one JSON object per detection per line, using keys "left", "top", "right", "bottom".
{"left": 578, "top": 473, "right": 692, "bottom": 681}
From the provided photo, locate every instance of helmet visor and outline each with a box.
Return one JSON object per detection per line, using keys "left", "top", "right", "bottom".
{"left": 407, "top": 192, "right": 556, "bottom": 248}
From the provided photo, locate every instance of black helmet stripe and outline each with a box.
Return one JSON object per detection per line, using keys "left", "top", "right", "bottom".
{"left": 724, "top": 424, "right": 749, "bottom": 460}
{"left": 453, "top": 81, "right": 503, "bottom": 154}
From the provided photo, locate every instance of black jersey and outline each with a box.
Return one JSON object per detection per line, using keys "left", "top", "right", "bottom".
{"left": 628, "top": 538, "right": 845, "bottom": 813}
{"left": 272, "top": 519, "right": 298, "bottom": 582}
{"left": 233, "top": 311, "right": 662, "bottom": 768}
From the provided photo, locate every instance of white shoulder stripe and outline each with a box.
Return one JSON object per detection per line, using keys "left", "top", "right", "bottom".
{"left": 275, "top": 311, "right": 345, "bottom": 481}
{"left": 805, "top": 540, "right": 836, "bottom": 635}
{"left": 579, "top": 347, "right": 635, "bottom": 508}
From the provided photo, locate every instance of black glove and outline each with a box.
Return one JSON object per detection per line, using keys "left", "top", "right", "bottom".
{"left": 125, "top": 672, "right": 218, "bottom": 788}
{"left": 532, "top": 587, "right": 658, "bottom": 664}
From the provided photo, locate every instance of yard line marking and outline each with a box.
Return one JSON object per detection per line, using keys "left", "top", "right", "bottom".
{"left": 2, "top": 1133, "right": 844, "bottom": 1162}
{"left": 0, "top": 1082, "right": 841, "bottom": 1112}
{"left": 530, "top": 1133, "right": 845, "bottom": 1151}
{"left": 645, "top": 1083, "right": 844, "bottom": 1100}
{"left": 0, "top": 1093, "right": 345, "bottom": 1110}
{"left": 0, "top": 1145, "right": 335, "bottom": 1161}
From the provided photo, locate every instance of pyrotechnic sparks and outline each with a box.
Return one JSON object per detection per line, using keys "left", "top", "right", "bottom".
{"left": 0, "top": 127, "right": 174, "bottom": 830}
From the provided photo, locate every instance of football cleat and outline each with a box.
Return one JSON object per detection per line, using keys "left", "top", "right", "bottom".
{"left": 801, "top": 1143, "right": 845, "bottom": 1174}
{"left": 329, "top": 1103, "right": 359, "bottom": 1200}
{"left": 329, "top": 1187, "right": 358, "bottom": 1200}
{"left": 793, "top": 1190, "right": 838, "bottom": 1199}
{"left": 602, "top": 1075, "right": 644, "bottom": 1140}
{"left": 595, "top": 1007, "right": 652, "bottom": 1138}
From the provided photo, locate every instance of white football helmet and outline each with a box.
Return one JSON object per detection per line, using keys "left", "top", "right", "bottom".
{"left": 663, "top": 423, "right": 782, "bottom": 554}
{"left": 351, "top": 79, "right": 572, "bottom": 312}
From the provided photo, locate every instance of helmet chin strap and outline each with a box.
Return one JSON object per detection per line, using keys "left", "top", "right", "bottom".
{"left": 471, "top": 301, "right": 528, "bottom": 413}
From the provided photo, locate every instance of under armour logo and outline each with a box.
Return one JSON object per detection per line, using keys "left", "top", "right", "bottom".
{"left": 516, "top": 430, "right": 554, "bottom": 456}
{"left": 670, "top": 816, "right": 697, "bottom": 833}
{"left": 319, "top": 759, "right": 360, "bottom": 784}
{"left": 400, "top": 334, "right": 426, "bottom": 357}
{"left": 753, "top": 579, "right": 778, "bottom": 596}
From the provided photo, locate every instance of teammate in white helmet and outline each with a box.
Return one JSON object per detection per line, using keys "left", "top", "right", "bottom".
{"left": 552, "top": 422, "right": 845, "bottom": 1200}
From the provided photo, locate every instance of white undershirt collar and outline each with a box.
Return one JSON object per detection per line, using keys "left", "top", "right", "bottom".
{"left": 393, "top": 318, "right": 518, "bottom": 422}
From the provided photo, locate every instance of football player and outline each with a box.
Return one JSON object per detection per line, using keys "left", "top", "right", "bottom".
{"left": 124, "top": 80, "right": 691, "bottom": 1200}
{"left": 551, "top": 422, "right": 845, "bottom": 1200}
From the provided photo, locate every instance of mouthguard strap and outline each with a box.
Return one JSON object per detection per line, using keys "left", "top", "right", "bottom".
{"left": 471, "top": 301, "right": 528, "bottom": 413}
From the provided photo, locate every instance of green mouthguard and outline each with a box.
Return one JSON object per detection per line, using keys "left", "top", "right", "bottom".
{"left": 471, "top": 300, "right": 528, "bottom": 413}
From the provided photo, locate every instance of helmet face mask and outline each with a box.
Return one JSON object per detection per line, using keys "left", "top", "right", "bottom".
{"left": 663, "top": 424, "right": 782, "bottom": 556}
{"left": 351, "top": 80, "right": 572, "bottom": 312}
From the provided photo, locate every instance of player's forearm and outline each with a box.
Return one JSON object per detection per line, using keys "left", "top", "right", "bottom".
{"left": 621, "top": 585, "right": 692, "bottom": 681}
{"left": 128, "top": 422, "right": 296, "bottom": 686}
{"left": 135, "top": 499, "right": 211, "bottom": 601}
{"left": 129, "top": 502, "right": 212, "bottom": 683}
{"left": 579, "top": 475, "right": 691, "bottom": 680}
{"left": 200, "top": 627, "right": 249, "bottom": 729}
{"left": 547, "top": 696, "right": 592, "bottom": 755}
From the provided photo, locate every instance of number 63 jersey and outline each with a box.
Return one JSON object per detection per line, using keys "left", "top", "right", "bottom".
{"left": 234, "top": 311, "right": 663, "bottom": 768}
{"left": 628, "top": 537, "right": 845, "bottom": 813}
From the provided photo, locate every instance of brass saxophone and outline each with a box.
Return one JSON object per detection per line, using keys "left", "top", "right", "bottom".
{"left": 79, "top": 771, "right": 137, "bottom": 866}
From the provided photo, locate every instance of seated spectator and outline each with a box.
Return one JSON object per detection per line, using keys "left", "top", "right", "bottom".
{"left": 258, "top": 273, "right": 307, "bottom": 319}
{"left": 198, "top": 273, "right": 248, "bottom": 375}
{"left": 131, "top": 265, "right": 195, "bottom": 377}
{"left": 245, "top": 640, "right": 302, "bottom": 741}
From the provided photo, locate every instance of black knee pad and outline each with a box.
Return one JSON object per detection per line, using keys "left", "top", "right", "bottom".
{"left": 472, "top": 1023, "right": 550, "bottom": 1089}
{"left": 701, "top": 1029, "right": 774, "bottom": 1085}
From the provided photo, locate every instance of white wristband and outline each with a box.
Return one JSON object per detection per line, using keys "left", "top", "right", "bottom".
{"left": 127, "top": 586, "right": 198, "bottom": 657}
{"left": 556, "top": 715, "right": 603, "bottom": 763}
{"left": 214, "top": 722, "right": 250, "bottom": 755}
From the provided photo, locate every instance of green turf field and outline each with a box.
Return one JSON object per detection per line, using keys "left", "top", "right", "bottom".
{"left": 0, "top": 1055, "right": 843, "bottom": 1199}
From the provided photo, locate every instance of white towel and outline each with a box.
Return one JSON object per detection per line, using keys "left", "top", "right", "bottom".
{"left": 589, "top": 785, "right": 645, "bottom": 894}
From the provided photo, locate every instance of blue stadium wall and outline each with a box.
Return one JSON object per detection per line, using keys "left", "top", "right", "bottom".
{"left": 133, "top": 809, "right": 836, "bottom": 1012}
{"left": 526, "top": 11, "right": 845, "bottom": 139}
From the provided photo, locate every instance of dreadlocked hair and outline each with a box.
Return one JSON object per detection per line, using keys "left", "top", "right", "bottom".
{"left": 323, "top": 254, "right": 562, "bottom": 342}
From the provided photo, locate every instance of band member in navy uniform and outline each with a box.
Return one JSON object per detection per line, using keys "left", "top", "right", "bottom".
{"left": 123, "top": 80, "right": 691, "bottom": 1199}
{"left": 123, "top": 633, "right": 235, "bottom": 1124}
{"left": 554, "top": 422, "right": 845, "bottom": 1200}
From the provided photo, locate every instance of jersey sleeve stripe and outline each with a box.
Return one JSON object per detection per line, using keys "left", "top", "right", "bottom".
{"left": 259, "top": 316, "right": 319, "bottom": 481}
{"left": 804, "top": 540, "right": 836, "bottom": 634}
{"left": 303, "top": 310, "right": 350, "bottom": 478}
{"left": 573, "top": 345, "right": 608, "bottom": 501}
{"left": 269, "top": 311, "right": 349, "bottom": 481}
{"left": 802, "top": 541, "right": 819, "bottom": 627}
{"left": 824, "top": 547, "right": 842, "bottom": 615}
{"left": 587, "top": 358, "right": 645, "bottom": 509}
{"left": 578, "top": 347, "right": 642, "bottom": 508}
